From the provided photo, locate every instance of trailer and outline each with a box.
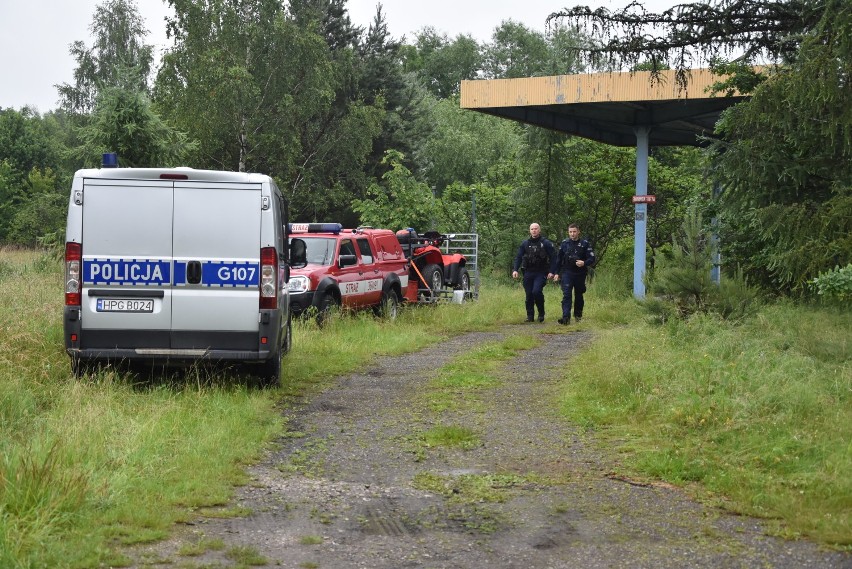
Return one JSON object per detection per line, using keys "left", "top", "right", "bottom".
{"left": 395, "top": 229, "right": 479, "bottom": 304}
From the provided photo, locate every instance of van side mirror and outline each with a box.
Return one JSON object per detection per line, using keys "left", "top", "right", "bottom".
{"left": 338, "top": 254, "right": 357, "bottom": 268}
{"left": 290, "top": 238, "right": 307, "bottom": 268}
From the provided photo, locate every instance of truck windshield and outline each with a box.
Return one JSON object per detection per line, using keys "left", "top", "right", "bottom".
{"left": 295, "top": 237, "right": 336, "bottom": 266}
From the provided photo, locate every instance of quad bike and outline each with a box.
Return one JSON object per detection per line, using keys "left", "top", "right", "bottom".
{"left": 395, "top": 229, "right": 471, "bottom": 303}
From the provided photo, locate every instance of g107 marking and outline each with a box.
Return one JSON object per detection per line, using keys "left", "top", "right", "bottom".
{"left": 217, "top": 265, "right": 256, "bottom": 282}
{"left": 203, "top": 262, "right": 259, "bottom": 287}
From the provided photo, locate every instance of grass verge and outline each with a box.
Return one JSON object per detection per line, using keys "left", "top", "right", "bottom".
{"left": 559, "top": 299, "right": 851, "bottom": 547}
{"left": 0, "top": 252, "right": 528, "bottom": 567}
{"left": 2, "top": 248, "right": 848, "bottom": 566}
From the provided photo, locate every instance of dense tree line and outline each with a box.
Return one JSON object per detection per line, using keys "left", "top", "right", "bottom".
{"left": 549, "top": 0, "right": 851, "bottom": 293}
{"left": 1, "top": 0, "right": 847, "bottom": 296}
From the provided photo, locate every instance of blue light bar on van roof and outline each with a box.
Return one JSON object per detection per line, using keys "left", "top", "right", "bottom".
{"left": 102, "top": 153, "right": 118, "bottom": 168}
{"left": 288, "top": 223, "right": 343, "bottom": 234}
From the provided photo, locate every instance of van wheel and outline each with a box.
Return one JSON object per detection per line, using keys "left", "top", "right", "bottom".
{"left": 419, "top": 263, "right": 443, "bottom": 302}
{"left": 282, "top": 315, "right": 292, "bottom": 355}
{"left": 374, "top": 289, "right": 399, "bottom": 320}
{"left": 259, "top": 345, "right": 282, "bottom": 388}
{"left": 316, "top": 292, "right": 340, "bottom": 326}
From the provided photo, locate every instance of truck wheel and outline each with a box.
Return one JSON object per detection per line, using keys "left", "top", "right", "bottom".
{"left": 317, "top": 292, "right": 340, "bottom": 326}
{"left": 455, "top": 268, "right": 471, "bottom": 292}
{"left": 374, "top": 289, "right": 400, "bottom": 320}
{"left": 419, "top": 263, "right": 444, "bottom": 302}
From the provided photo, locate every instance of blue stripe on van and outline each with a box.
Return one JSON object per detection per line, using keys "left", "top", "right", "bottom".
{"left": 202, "top": 261, "right": 259, "bottom": 288}
{"left": 83, "top": 259, "right": 259, "bottom": 287}
{"left": 84, "top": 259, "right": 171, "bottom": 285}
{"left": 174, "top": 261, "right": 187, "bottom": 286}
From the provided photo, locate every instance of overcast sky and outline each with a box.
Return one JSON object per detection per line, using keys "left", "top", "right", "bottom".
{"left": 0, "top": 0, "right": 673, "bottom": 113}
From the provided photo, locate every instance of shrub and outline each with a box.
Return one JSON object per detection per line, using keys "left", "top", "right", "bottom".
{"left": 809, "top": 264, "right": 852, "bottom": 303}
{"left": 709, "top": 266, "right": 762, "bottom": 320}
{"left": 644, "top": 208, "right": 761, "bottom": 322}
{"left": 646, "top": 208, "right": 716, "bottom": 317}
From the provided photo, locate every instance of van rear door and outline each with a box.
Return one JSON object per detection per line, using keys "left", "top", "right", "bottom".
{"left": 171, "top": 181, "right": 262, "bottom": 351}
{"left": 80, "top": 178, "right": 174, "bottom": 348}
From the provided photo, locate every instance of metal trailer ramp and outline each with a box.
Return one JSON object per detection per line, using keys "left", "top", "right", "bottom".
{"left": 439, "top": 233, "right": 479, "bottom": 301}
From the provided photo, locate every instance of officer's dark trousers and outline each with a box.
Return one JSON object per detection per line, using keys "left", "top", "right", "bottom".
{"left": 560, "top": 271, "right": 587, "bottom": 319}
{"left": 523, "top": 270, "right": 548, "bottom": 319}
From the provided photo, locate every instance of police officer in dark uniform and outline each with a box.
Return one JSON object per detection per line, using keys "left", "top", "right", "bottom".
{"left": 512, "top": 222, "right": 556, "bottom": 322}
{"left": 554, "top": 223, "right": 595, "bottom": 325}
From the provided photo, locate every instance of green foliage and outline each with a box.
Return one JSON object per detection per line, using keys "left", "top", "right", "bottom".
{"left": 809, "top": 264, "right": 852, "bottom": 303}
{"left": 424, "top": 334, "right": 538, "bottom": 413}
{"left": 352, "top": 150, "right": 434, "bottom": 230}
{"left": 648, "top": 208, "right": 716, "bottom": 316}
{"left": 647, "top": 208, "right": 760, "bottom": 320}
{"left": 0, "top": 251, "right": 533, "bottom": 569}
{"left": 57, "top": 0, "right": 154, "bottom": 114}
{"left": 6, "top": 168, "right": 67, "bottom": 246}
{"left": 711, "top": 0, "right": 852, "bottom": 294}
{"left": 0, "top": 108, "right": 65, "bottom": 185}
{"left": 519, "top": 137, "right": 706, "bottom": 269}
{"left": 0, "top": 109, "right": 69, "bottom": 244}
{"left": 548, "top": 0, "right": 850, "bottom": 297}
{"left": 357, "top": 5, "right": 414, "bottom": 183}
{"left": 412, "top": 471, "right": 526, "bottom": 506}
{"left": 439, "top": 181, "right": 519, "bottom": 272}
{"left": 420, "top": 97, "right": 522, "bottom": 193}
{"left": 645, "top": 146, "right": 709, "bottom": 258}
{"left": 74, "top": 84, "right": 196, "bottom": 168}
{"left": 549, "top": 138, "right": 636, "bottom": 260}
{"left": 0, "top": 444, "right": 90, "bottom": 568}
{"left": 2, "top": 249, "right": 849, "bottom": 565}
{"left": 482, "top": 21, "right": 551, "bottom": 79}
{"left": 0, "top": 161, "right": 22, "bottom": 242}
{"left": 713, "top": 266, "right": 762, "bottom": 320}
{"left": 708, "top": 60, "right": 768, "bottom": 97}
{"left": 155, "top": 0, "right": 384, "bottom": 221}
{"left": 518, "top": 128, "right": 574, "bottom": 233}
{"left": 403, "top": 28, "right": 482, "bottom": 98}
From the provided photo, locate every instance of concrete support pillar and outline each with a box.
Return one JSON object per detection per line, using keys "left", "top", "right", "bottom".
{"left": 633, "top": 126, "right": 650, "bottom": 298}
{"left": 711, "top": 180, "right": 722, "bottom": 285}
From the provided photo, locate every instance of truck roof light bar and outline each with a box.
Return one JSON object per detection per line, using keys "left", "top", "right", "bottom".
{"left": 288, "top": 223, "right": 342, "bottom": 234}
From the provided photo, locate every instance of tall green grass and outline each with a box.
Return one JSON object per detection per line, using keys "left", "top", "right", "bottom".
{"left": 560, "top": 292, "right": 851, "bottom": 546}
{"left": 0, "top": 269, "right": 285, "bottom": 567}
{"left": 2, "top": 248, "right": 848, "bottom": 568}
{"left": 0, "top": 252, "right": 531, "bottom": 567}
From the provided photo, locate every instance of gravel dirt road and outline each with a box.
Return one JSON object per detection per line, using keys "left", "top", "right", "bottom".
{"left": 129, "top": 325, "right": 851, "bottom": 568}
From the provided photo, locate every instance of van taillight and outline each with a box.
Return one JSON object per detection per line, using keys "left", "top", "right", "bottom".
{"left": 65, "top": 242, "right": 82, "bottom": 306}
{"left": 260, "top": 247, "right": 277, "bottom": 309}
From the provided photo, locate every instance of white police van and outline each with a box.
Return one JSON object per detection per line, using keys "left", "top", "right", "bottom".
{"left": 63, "top": 158, "right": 306, "bottom": 384}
